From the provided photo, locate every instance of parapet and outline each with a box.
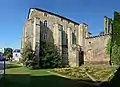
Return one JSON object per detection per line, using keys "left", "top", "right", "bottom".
{"left": 85, "top": 33, "right": 111, "bottom": 39}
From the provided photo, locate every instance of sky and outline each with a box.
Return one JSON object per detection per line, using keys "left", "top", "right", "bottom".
{"left": 0, "top": 0, "right": 120, "bottom": 49}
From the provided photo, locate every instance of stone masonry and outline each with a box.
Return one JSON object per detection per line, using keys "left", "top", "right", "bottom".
{"left": 21, "top": 8, "right": 110, "bottom": 67}
{"left": 85, "top": 34, "right": 110, "bottom": 65}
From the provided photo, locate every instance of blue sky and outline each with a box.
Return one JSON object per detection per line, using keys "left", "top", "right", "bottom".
{"left": 0, "top": 0, "right": 120, "bottom": 49}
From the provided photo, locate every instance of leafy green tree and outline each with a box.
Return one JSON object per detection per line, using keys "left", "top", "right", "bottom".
{"left": 21, "top": 42, "right": 38, "bottom": 69}
{"left": 111, "top": 43, "right": 120, "bottom": 65}
{"left": 110, "top": 11, "right": 120, "bottom": 65}
{"left": 40, "top": 41, "right": 62, "bottom": 69}
{"left": 3, "top": 48, "right": 13, "bottom": 60}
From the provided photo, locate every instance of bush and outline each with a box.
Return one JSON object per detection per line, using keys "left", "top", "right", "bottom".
{"left": 39, "top": 41, "right": 62, "bottom": 69}
{"left": 21, "top": 42, "right": 38, "bottom": 69}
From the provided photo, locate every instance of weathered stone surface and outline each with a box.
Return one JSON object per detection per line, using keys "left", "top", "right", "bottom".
{"left": 85, "top": 35, "right": 110, "bottom": 65}
{"left": 22, "top": 8, "right": 110, "bottom": 67}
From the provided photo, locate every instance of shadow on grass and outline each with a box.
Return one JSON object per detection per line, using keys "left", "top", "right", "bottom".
{"left": 106, "top": 67, "right": 120, "bottom": 87}
{"left": 0, "top": 74, "right": 98, "bottom": 87}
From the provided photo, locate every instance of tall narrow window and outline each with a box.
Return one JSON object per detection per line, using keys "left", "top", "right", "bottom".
{"left": 43, "top": 32, "right": 47, "bottom": 40}
{"left": 72, "top": 32, "right": 74, "bottom": 44}
{"left": 44, "top": 20, "right": 47, "bottom": 27}
{"left": 74, "top": 30, "right": 76, "bottom": 44}
{"left": 58, "top": 24, "right": 64, "bottom": 45}
{"left": 84, "top": 31, "right": 86, "bottom": 38}
{"left": 72, "top": 30, "right": 76, "bottom": 44}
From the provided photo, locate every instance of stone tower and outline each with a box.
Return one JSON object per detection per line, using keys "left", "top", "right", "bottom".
{"left": 104, "top": 16, "right": 113, "bottom": 34}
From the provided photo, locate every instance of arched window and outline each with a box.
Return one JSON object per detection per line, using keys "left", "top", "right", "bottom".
{"left": 44, "top": 20, "right": 47, "bottom": 27}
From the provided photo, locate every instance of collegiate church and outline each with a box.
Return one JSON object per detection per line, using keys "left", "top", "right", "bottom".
{"left": 21, "top": 8, "right": 112, "bottom": 67}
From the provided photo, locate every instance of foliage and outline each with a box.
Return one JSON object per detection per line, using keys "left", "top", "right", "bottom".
{"left": 106, "top": 12, "right": 120, "bottom": 65}
{"left": 39, "top": 41, "right": 62, "bottom": 69}
{"left": 110, "top": 11, "right": 120, "bottom": 65}
{"left": 12, "top": 60, "right": 22, "bottom": 65}
{"left": 3, "top": 48, "right": 13, "bottom": 59}
{"left": 21, "top": 42, "right": 38, "bottom": 69}
{"left": 111, "top": 42, "right": 120, "bottom": 65}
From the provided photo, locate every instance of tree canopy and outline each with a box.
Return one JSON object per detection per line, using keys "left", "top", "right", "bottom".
{"left": 3, "top": 48, "right": 13, "bottom": 59}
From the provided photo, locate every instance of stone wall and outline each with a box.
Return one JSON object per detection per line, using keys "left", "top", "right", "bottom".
{"left": 68, "top": 47, "right": 77, "bottom": 67}
{"left": 21, "top": 19, "right": 34, "bottom": 49}
{"left": 84, "top": 34, "right": 110, "bottom": 65}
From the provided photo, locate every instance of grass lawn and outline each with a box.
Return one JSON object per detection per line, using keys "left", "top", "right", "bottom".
{"left": 0, "top": 64, "right": 97, "bottom": 87}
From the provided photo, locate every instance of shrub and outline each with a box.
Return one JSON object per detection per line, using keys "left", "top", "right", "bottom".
{"left": 21, "top": 42, "right": 38, "bottom": 69}
{"left": 39, "top": 41, "right": 62, "bottom": 69}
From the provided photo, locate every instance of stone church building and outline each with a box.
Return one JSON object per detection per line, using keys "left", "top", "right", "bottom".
{"left": 21, "top": 8, "right": 112, "bottom": 67}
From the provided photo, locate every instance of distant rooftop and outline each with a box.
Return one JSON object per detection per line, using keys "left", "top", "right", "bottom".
{"left": 13, "top": 49, "right": 21, "bottom": 53}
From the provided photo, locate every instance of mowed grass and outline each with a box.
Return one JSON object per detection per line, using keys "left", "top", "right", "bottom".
{"left": 0, "top": 64, "right": 97, "bottom": 87}
{"left": 1, "top": 65, "right": 30, "bottom": 87}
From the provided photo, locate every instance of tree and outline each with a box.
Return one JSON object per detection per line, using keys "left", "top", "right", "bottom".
{"left": 21, "top": 42, "right": 38, "bottom": 69}
{"left": 110, "top": 11, "right": 120, "bottom": 65}
{"left": 106, "top": 38, "right": 120, "bottom": 65}
{"left": 39, "top": 41, "right": 62, "bottom": 69}
{"left": 3, "top": 48, "right": 13, "bottom": 60}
